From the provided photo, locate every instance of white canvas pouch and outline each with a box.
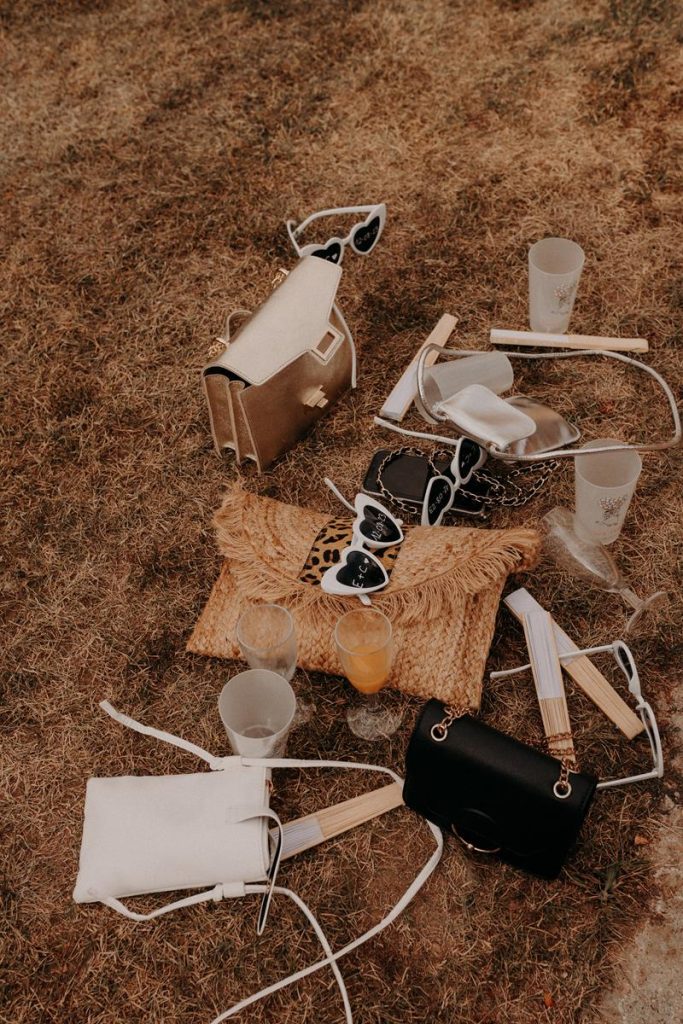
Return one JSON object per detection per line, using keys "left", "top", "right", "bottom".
{"left": 73, "top": 702, "right": 281, "bottom": 933}
{"left": 73, "top": 701, "right": 443, "bottom": 1024}
{"left": 73, "top": 768, "right": 271, "bottom": 902}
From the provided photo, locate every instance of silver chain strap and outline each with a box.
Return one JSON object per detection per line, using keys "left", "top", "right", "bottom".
{"left": 376, "top": 446, "right": 446, "bottom": 518}
{"left": 459, "top": 459, "right": 560, "bottom": 508}
{"left": 376, "top": 447, "right": 559, "bottom": 517}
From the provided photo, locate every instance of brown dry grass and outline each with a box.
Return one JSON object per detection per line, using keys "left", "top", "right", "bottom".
{"left": 1, "top": 1, "right": 682, "bottom": 1022}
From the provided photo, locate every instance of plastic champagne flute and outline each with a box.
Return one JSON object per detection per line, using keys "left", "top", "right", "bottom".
{"left": 237, "top": 603, "right": 297, "bottom": 680}
{"left": 334, "top": 608, "right": 402, "bottom": 740}
{"left": 543, "top": 508, "right": 667, "bottom": 632}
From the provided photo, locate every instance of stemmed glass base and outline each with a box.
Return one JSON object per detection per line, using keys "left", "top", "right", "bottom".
{"left": 346, "top": 692, "right": 402, "bottom": 740}
{"left": 622, "top": 589, "right": 669, "bottom": 634}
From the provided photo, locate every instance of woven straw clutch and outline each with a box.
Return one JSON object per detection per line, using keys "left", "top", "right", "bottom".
{"left": 187, "top": 485, "right": 540, "bottom": 709}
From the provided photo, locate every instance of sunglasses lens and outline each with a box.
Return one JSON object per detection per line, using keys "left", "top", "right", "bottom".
{"left": 359, "top": 506, "right": 401, "bottom": 545}
{"left": 424, "top": 477, "right": 453, "bottom": 525}
{"left": 312, "top": 241, "right": 343, "bottom": 264}
{"left": 336, "top": 550, "right": 385, "bottom": 591}
{"left": 455, "top": 439, "right": 483, "bottom": 483}
{"left": 352, "top": 215, "right": 381, "bottom": 253}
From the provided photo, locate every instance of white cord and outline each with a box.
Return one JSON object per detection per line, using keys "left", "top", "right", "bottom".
{"left": 410, "top": 347, "right": 681, "bottom": 460}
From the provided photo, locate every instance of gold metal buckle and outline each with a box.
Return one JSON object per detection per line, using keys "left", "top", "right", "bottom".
{"left": 452, "top": 825, "right": 501, "bottom": 855}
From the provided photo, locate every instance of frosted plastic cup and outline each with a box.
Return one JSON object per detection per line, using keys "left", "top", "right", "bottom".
{"left": 218, "top": 669, "right": 296, "bottom": 757}
{"left": 528, "top": 238, "right": 585, "bottom": 333}
{"left": 574, "top": 438, "right": 642, "bottom": 545}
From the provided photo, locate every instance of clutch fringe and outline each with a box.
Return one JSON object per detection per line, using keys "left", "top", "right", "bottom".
{"left": 213, "top": 484, "right": 540, "bottom": 626}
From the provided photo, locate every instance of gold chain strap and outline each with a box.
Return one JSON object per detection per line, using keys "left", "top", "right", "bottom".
{"left": 430, "top": 706, "right": 577, "bottom": 800}
{"left": 430, "top": 704, "right": 469, "bottom": 742}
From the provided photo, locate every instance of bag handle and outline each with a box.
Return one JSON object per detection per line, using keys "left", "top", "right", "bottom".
{"left": 404, "top": 345, "right": 681, "bottom": 462}
{"left": 216, "top": 308, "right": 252, "bottom": 346}
{"left": 213, "top": 821, "right": 443, "bottom": 1024}
{"left": 213, "top": 756, "right": 442, "bottom": 1024}
{"left": 103, "top": 807, "right": 284, "bottom": 936}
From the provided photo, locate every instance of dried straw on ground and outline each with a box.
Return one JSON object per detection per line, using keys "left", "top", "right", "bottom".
{"left": 1, "top": 2, "right": 682, "bottom": 1023}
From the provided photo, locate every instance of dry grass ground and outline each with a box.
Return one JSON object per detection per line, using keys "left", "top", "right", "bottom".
{"left": 1, "top": 1, "right": 682, "bottom": 1022}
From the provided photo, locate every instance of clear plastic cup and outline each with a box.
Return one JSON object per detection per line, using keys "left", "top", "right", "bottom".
{"left": 218, "top": 669, "right": 296, "bottom": 757}
{"left": 237, "top": 603, "right": 297, "bottom": 680}
{"left": 574, "top": 438, "right": 642, "bottom": 545}
{"left": 528, "top": 238, "right": 585, "bottom": 333}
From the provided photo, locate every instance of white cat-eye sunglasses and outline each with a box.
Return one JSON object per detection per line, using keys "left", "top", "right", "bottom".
{"left": 491, "top": 639, "right": 663, "bottom": 789}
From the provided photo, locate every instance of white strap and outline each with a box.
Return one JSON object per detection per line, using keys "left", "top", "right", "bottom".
{"left": 243, "top": 884, "right": 353, "bottom": 1024}
{"left": 214, "top": 756, "right": 443, "bottom": 1024}
{"left": 104, "top": 882, "right": 246, "bottom": 921}
{"left": 101, "top": 807, "right": 281, "bottom": 936}
{"left": 213, "top": 823, "right": 443, "bottom": 1023}
{"left": 217, "top": 308, "right": 251, "bottom": 345}
{"left": 333, "top": 302, "right": 357, "bottom": 388}
{"left": 99, "top": 701, "right": 226, "bottom": 770}
{"left": 97, "top": 705, "right": 443, "bottom": 1024}
{"left": 241, "top": 756, "right": 402, "bottom": 785}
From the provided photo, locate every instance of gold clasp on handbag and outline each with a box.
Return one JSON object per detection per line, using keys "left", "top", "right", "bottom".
{"left": 430, "top": 704, "right": 468, "bottom": 742}
{"left": 302, "top": 386, "right": 329, "bottom": 409}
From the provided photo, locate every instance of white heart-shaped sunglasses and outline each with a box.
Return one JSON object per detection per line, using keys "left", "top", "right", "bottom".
{"left": 286, "top": 204, "right": 386, "bottom": 266}
{"left": 320, "top": 479, "right": 403, "bottom": 605}
{"left": 421, "top": 436, "right": 487, "bottom": 526}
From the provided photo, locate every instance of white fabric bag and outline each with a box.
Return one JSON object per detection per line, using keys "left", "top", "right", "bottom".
{"left": 73, "top": 701, "right": 443, "bottom": 1024}
{"left": 74, "top": 767, "right": 271, "bottom": 903}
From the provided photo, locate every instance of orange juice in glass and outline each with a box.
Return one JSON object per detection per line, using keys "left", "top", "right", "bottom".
{"left": 334, "top": 608, "right": 402, "bottom": 739}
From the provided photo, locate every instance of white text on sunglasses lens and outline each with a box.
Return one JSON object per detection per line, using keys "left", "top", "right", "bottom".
{"left": 353, "top": 495, "right": 403, "bottom": 548}
{"left": 321, "top": 547, "right": 389, "bottom": 603}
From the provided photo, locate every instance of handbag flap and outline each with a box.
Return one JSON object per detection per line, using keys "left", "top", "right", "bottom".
{"left": 207, "top": 256, "right": 344, "bottom": 386}
{"left": 209, "top": 484, "right": 540, "bottom": 622}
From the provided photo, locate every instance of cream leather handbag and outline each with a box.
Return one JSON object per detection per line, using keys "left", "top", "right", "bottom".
{"left": 203, "top": 255, "right": 356, "bottom": 472}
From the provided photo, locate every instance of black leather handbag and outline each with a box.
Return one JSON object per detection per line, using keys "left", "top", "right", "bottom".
{"left": 403, "top": 699, "right": 598, "bottom": 880}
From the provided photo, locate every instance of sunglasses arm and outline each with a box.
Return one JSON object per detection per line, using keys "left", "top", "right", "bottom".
{"left": 324, "top": 478, "right": 357, "bottom": 514}
{"left": 374, "top": 416, "right": 463, "bottom": 449}
{"left": 291, "top": 205, "right": 378, "bottom": 237}
{"left": 489, "top": 643, "right": 618, "bottom": 681}
{"left": 285, "top": 219, "right": 304, "bottom": 255}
